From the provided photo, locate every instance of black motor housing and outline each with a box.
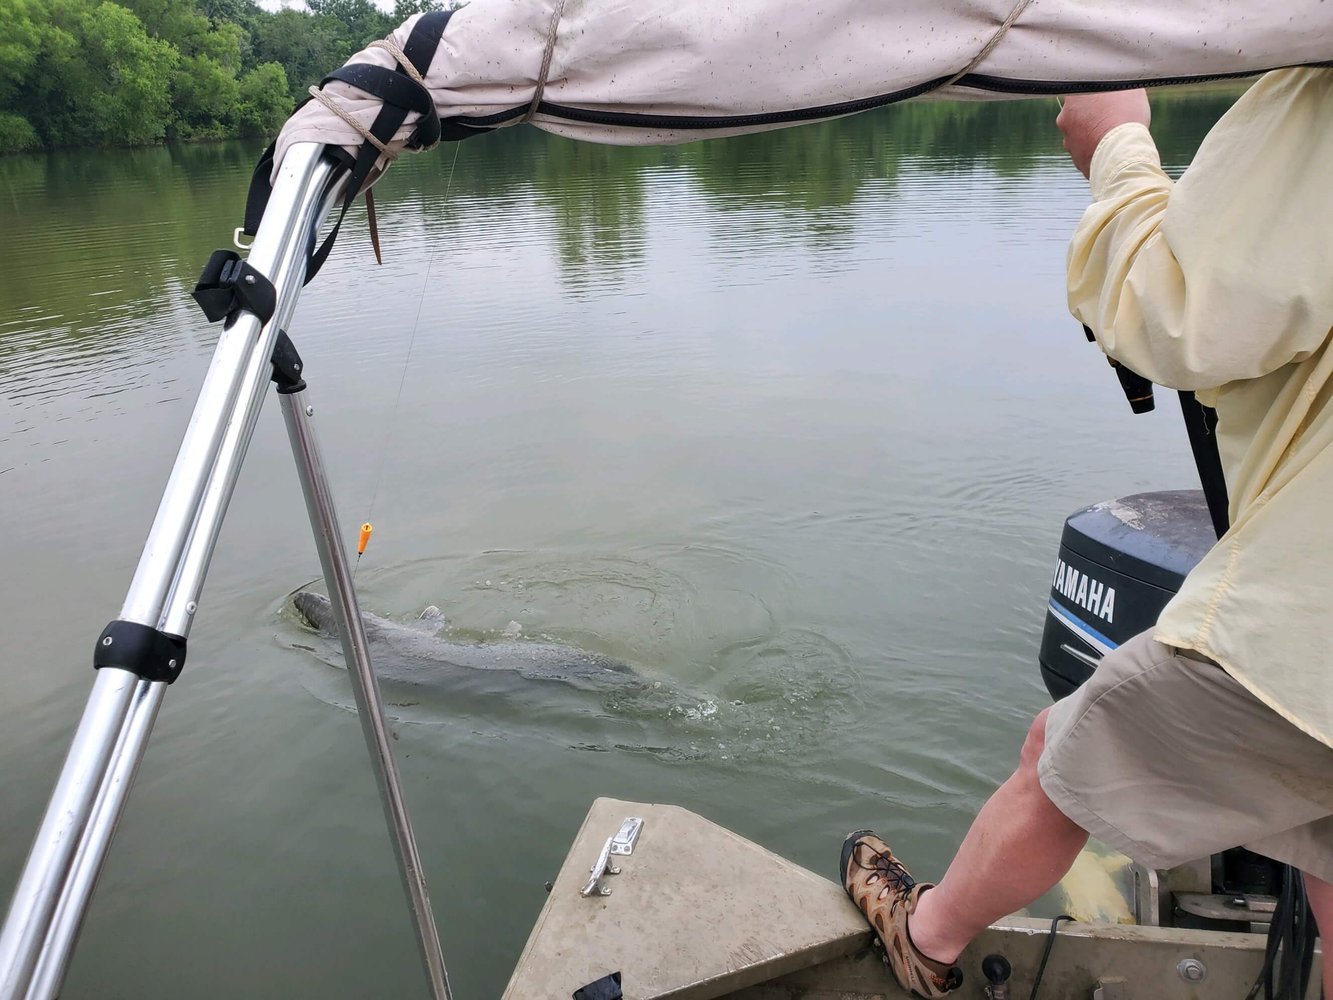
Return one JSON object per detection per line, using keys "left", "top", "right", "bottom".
{"left": 1039, "top": 490, "right": 1217, "bottom": 700}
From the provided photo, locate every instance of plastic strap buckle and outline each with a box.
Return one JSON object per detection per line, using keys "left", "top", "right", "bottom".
{"left": 192, "top": 249, "right": 277, "bottom": 324}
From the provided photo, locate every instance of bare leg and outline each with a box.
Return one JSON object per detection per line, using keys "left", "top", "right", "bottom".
{"left": 909, "top": 708, "right": 1089, "bottom": 964}
{"left": 1305, "top": 872, "right": 1332, "bottom": 998}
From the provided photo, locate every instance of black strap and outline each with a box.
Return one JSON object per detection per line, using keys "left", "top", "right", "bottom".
{"left": 1085, "top": 325, "right": 1156, "bottom": 413}
{"left": 323, "top": 64, "right": 440, "bottom": 142}
{"left": 270, "top": 328, "right": 307, "bottom": 394}
{"left": 304, "top": 10, "right": 444, "bottom": 284}
{"left": 191, "top": 249, "right": 277, "bottom": 324}
{"left": 1084, "top": 324, "right": 1228, "bottom": 534}
{"left": 239, "top": 10, "right": 484, "bottom": 285}
{"left": 1177, "top": 390, "right": 1230, "bottom": 539}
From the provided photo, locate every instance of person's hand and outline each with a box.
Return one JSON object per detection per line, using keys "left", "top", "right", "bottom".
{"left": 1056, "top": 90, "right": 1151, "bottom": 179}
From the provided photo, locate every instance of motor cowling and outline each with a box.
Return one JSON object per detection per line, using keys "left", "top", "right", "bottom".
{"left": 1038, "top": 490, "right": 1217, "bottom": 700}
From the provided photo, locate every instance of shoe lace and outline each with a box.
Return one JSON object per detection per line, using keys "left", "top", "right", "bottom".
{"left": 857, "top": 843, "right": 916, "bottom": 897}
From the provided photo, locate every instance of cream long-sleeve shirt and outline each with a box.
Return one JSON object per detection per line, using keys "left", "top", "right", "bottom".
{"left": 1067, "top": 68, "right": 1333, "bottom": 748}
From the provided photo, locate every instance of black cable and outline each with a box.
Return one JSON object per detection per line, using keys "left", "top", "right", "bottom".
{"left": 1246, "top": 867, "right": 1317, "bottom": 1000}
{"left": 1293, "top": 876, "right": 1317, "bottom": 1000}
{"left": 1028, "top": 914, "right": 1075, "bottom": 1000}
{"left": 1246, "top": 876, "right": 1286, "bottom": 1000}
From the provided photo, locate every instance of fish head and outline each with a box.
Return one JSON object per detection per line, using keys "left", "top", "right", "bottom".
{"left": 292, "top": 591, "right": 336, "bottom": 632}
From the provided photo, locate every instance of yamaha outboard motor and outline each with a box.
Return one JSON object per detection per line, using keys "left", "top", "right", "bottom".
{"left": 1038, "top": 489, "right": 1216, "bottom": 699}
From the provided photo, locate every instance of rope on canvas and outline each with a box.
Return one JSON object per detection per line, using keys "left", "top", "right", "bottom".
{"left": 308, "top": 87, "right": 391, "bottom": 157}
{"left": 943, "top": 0, "right": 1036, "bottom": 89}
{"left": 524, "top": 0, "right": 568, "bottom": 122}
{"left": 305, "top": 37, "right": 432, "bottom": 165}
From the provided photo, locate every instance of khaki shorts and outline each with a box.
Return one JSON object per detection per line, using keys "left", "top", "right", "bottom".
{"left": 1038, "top": 630, "right": 1333, "bottom": 884}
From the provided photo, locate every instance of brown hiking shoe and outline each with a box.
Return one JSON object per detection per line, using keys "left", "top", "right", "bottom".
{"left": 840, "top": 830, "right": 963, "bottom": 998}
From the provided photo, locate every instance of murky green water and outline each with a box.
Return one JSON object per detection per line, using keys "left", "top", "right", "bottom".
{"left": 0, "top": 92, "right": 1237, "bottom": 997}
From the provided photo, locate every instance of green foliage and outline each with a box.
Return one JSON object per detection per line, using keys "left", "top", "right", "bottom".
{"left": 196, "top": 0, "right": 258, "bottom": 25}
{"left": 393, "top": 0, "right": 443, "bottom": 19}
{"left": 235, "top": 62, "right": 291, "bottom": 137}
{"left": 88, "top": 1, "right": 180, "bottom": 144}
{"left": 248, "top": 7, "right": 345, "bottom": 101}
{"left": 117, "top": 0, "right": 210, "bottom": 50}
{"left": 15, "top": 0, "right": 179, "bottom": 148}
{"left": 0, "top": 112, "right": 39, "bottom": 152}
{"left": 306, "top": 0, "right": 392, "bottom": 54}
{"left": 192, "top": 20, "right": 243, "bottom": 70}
{"left": 0, "top": 0, "right": 397, "bottom": 151}
{"left": 172, "top": 53, "right": 239, "bottom": 139}
{"left": 0, "top": 0, "right": 43, "bottom": 105}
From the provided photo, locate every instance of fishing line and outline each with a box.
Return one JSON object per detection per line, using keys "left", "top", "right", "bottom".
{"left": 356, "top": 140, "right": 464, "bottom": 577}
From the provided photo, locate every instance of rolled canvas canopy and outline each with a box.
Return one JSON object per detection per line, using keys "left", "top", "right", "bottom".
{"left": 274, "top": 0, "right": 1333, "bottom": 176}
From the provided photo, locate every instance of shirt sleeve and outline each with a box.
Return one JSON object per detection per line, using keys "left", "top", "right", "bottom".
{"left": 1066, "top": 71, "right": 1333, "bottom": 391}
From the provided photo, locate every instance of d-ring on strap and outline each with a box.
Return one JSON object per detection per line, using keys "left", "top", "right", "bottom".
{"left": 302, "top": 10, "right": 452, "bottom": 282}
{"left": 237, "top": 9, "right": 454, "bottom": 286}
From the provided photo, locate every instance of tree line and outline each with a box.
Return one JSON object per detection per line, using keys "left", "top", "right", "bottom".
{"left": 0, "top": 0, "right": 454, "bottom": 153}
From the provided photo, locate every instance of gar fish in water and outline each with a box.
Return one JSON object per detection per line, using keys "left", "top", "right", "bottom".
{"left": 291, "top": 590, "right": 641, "bottom": 689}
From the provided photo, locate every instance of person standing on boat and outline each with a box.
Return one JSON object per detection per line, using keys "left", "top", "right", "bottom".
{"left": 841, "top": 68, "right": 1333, "bottom": 998}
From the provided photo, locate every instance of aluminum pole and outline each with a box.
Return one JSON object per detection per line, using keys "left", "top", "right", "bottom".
{"left": 0, "top": 144, "right": 341, "bottom": 1000}
{"left": 24, "top": 678, "right": 163, "bottom": 1000}
{"left": 0, "top": 669, "right": 138, "bottom": 999}
{"left": 280, "top": 386, "right": 452, "bottom": 1000}
{"left": 120, "top": 143, "right": 335, "bottom": 627}
{"left": 22, "top": 178, "right": 343, "bottom": 997}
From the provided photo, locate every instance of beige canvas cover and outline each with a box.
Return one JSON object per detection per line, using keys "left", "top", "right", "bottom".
{"left": 274, "top": 0, "right": 1333, "bottom": 177}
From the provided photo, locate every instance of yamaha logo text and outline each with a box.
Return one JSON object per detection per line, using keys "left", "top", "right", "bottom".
{"left": 1051, "top": 558, "right": 1116, "bottom": 623}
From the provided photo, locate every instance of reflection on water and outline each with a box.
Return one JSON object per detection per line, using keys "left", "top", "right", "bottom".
{"left": 0, "top": 93, "right": 1233, "bottom": 348}
{"left": 0, "top": 90, "right": 1241, "bottom": 998}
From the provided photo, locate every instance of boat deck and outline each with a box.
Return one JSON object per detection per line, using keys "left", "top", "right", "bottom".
{"left": 506, "top": 798, "right": 1322, "bottom": 999}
